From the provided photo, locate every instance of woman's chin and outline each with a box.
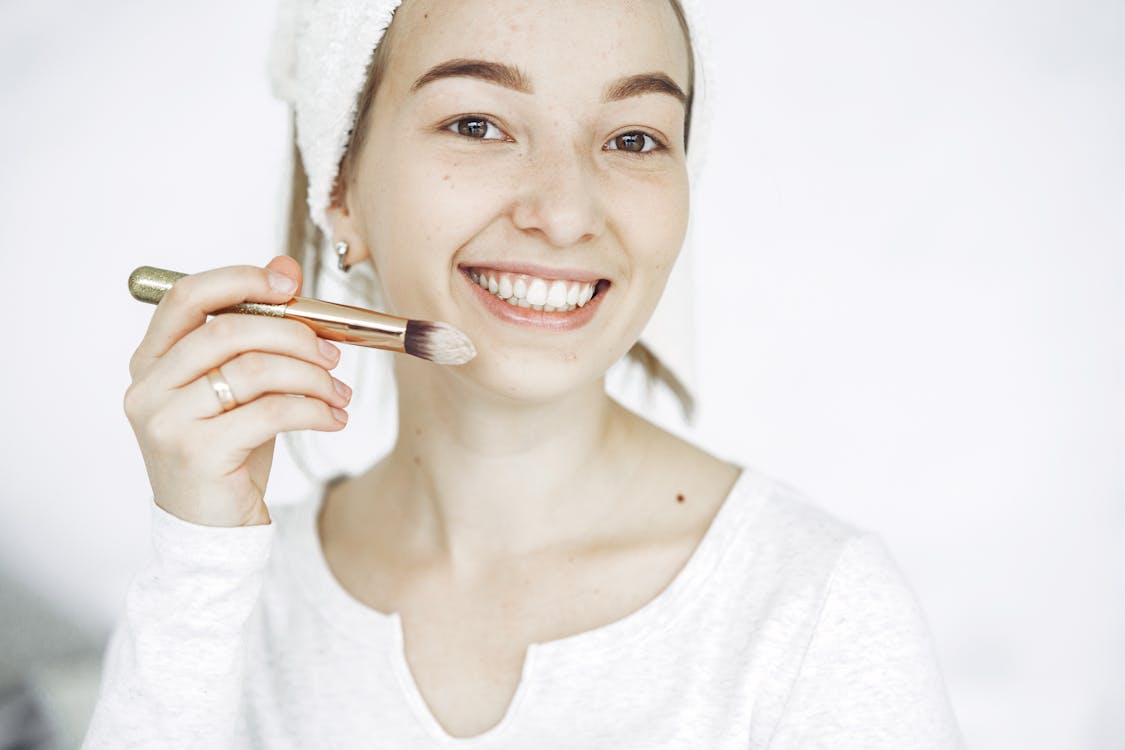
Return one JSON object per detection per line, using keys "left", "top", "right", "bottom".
{"left": 451, "top": 351, "right": 613, "bottom": 406}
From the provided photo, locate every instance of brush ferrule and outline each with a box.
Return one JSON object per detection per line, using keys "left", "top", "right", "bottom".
{"left": 283, "top": 298, "right": 408, "bottom": 351}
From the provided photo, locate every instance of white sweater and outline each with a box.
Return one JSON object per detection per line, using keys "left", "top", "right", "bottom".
{"left": 82, "top": 467, "right": 965, "bottom": 749}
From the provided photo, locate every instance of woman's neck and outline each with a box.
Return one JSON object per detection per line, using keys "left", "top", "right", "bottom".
{"left": 367, "top": 364, "right": 653, "bottom": 571}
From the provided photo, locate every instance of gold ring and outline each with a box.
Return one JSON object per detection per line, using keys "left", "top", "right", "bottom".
{"left": 206, "top": 366, "right": 238, "bottom": 412}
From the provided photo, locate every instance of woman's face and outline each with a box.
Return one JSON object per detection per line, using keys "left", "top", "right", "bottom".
{"left": 338, "top": 0, "right": 691, "bottom": 403}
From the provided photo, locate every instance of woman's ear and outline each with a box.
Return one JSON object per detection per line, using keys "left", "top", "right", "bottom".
{"left": 326, "top": 183, "right": 371, "bottom": 269}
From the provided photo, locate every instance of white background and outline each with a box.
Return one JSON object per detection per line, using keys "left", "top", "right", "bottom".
{"left": 1, "top": 0, "right": 1122, "bottom": 747}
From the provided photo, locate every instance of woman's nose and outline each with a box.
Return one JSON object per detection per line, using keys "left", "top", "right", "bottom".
{"left": 510, "top": 146, "right": 606, "bottom": 248}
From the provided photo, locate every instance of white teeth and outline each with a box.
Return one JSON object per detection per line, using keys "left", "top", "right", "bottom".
{"left": 566, "top": 283, "right": 580, "bottom": 306}
{"left": 468, "top": 268, "right": 602, "bottom": 313}
{"left": 526, "top": 278, "right": 548, "bottom": 306}
{"left": 546, "top": 280, "right": 568, "bottom": 308}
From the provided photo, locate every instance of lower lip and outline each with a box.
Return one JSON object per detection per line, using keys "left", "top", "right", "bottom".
{"left": 460, "top": 270, "right": 608, "bottom": 331}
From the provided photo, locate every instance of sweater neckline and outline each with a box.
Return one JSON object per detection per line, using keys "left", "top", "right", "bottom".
{"left": 285, "top": 464, "right": 765, "bottom": 743}
{"left": 289, "top": 464, "right": 763, "bottom": 651}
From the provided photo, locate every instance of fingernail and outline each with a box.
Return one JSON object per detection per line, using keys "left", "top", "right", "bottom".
{"left": 268, "top": 270, "right": 297, "bottom": 295}
{"left": 333, "top": 378, "right": 352, "bottom": 401}
{"left": 331, "top": 407, "right": 348, "bottom": 424}
{"left": 319, "top": 338, "right": 340, "bottom": 361}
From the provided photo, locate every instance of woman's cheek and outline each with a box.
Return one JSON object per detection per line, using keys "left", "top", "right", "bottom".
{"left": 410, "top": 149, "right": 515, "bottom": 226}
{"left": 621, "top": 177, "right": 689, "bottom": 341}
{"left": 377, "top": 156, "right": 511, "bottom": 313}
{"left": 617, "top": 172, "right": 689, "bottom": 268}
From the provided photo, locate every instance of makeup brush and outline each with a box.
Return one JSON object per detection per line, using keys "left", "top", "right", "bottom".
{"left": 128, "top": 266, "right": 476, "bottom": 365}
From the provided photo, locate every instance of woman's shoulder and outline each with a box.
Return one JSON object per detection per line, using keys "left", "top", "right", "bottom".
{"left": 732, "top": 466, "right": 866, "bottom": 553}
{"left": 721, "top": 466, "right": 926, "bottom": 634}
{"left": 634, "top": 415, "right": 870, "bottom": 578}
{"left": 734, "top": 471, "right": 964, "bottom": 746}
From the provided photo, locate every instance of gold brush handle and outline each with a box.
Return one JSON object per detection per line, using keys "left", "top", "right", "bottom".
{"left": 126, "top": 265, "right": 474, "bottom": 364}
{"left": 126, "top": 264, "right": 415, "bottom": 354}
{"left": 127, "top": 266, "right": 287, "bottom": 317}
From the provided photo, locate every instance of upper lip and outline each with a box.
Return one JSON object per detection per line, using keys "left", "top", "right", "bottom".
{"left": 459, "top": 261, "right": 608, "bottom": 284}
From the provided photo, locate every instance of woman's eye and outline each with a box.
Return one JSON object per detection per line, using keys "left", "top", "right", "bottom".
{"left": 605, "top": 131, "right": 661, "bottom": 154}
{"left": 446, "top": 117, "right": 505, "bottom": 140}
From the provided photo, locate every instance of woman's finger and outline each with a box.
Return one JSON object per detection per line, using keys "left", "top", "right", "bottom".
{"left": 265, "top": 255, "right": 304, "bottom": 295}
{"left": 200, "top": 393, "right": 348, "bottom": 458}
{"left": 129, "top": 263, "right": 301, "bottom": 374}
{"left": 144, "top": 313, "right": 340, "bottom": 392}
{"left": 176, "top": 352, "right": 351, "bottom": 420}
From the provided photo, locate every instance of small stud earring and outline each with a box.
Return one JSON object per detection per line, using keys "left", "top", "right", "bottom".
{"left": 334, "top": 241, "right": 350, "bottom": 273}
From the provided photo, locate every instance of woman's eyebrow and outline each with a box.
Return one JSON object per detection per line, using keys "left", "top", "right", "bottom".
{"left": 603, "top": 73, "right": 687, "bottom": 107}
{"left": 411, "top": 59, "right": 531, "bottom": 94}
{"left": 410, "top": 59, "right": 686, "bottom": 108}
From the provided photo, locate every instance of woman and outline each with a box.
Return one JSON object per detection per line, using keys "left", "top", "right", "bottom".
{"left": 85, "top": 0, "right": 964, "bottom": 746}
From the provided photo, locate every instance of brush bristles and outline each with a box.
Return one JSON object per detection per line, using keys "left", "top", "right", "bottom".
{"left": 404, "top": 320, "right": 477, "bottom": 365}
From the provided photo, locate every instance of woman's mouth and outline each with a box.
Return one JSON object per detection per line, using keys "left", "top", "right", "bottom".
{"left": 466, "top": 267, "right": 606, "bottom": 311}
{"left": 459, "top": 265, "right": 610, "bottom": 330}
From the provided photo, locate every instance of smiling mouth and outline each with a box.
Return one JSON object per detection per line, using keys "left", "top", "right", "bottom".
{"left": 464, "top": 267, "right": 609, "bottom": 312}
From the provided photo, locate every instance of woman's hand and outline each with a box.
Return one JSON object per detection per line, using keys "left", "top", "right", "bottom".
{"left": 123, "top": 256, "right": 350, "bottom": 527}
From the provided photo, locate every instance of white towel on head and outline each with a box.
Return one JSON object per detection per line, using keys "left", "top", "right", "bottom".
{"left": 267, "top": 0, "right": 714, "bottom": 420}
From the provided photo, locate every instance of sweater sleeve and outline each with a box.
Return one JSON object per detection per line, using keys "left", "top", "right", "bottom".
{"left": 81, "top": 501, "right": 275, "bottom": 750}
{"left": 767, "top": 534, "right": 966, "bottom": 750}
